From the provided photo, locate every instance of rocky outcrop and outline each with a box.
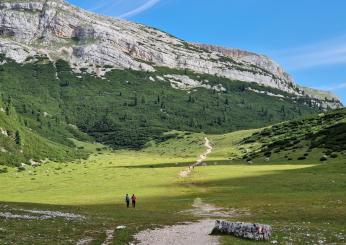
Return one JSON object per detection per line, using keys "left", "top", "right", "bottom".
{"left": 196, "top": 44, "right": 292, "bottom": 85}
{"left": 211, "top": 220, "right": 272, "bottom": 241}
{"left": 0, "top": 0, "right": 342, "bottom": 108}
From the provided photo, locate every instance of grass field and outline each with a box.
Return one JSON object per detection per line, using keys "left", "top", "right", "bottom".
{"left": 0, "top": 130, "right": 345, "bottom": 244}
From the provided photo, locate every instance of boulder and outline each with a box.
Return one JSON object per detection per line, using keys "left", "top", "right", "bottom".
{"left": 211, "top": 220, "right": 272, "bottom": 241}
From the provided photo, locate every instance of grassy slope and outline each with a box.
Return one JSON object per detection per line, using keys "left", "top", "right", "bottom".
{"left": 0, "top": 118, "right": 345, "bottom": 244}
{"left": 0, "top": 106, "right": 87, "bottom": 168}
{"left": 240, "top": 108, "right": 346, "bottom": 164}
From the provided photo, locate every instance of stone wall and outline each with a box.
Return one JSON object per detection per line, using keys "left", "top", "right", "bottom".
{"left": 211, "top": 220, "right": 272, "bottom": 241}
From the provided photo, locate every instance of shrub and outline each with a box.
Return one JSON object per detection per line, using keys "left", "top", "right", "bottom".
{"left": 264, "top": 151, "right": 272, "bottom": 157}
{"left": 17, "top": 166, "right": 26, "bottom": 172}
{"left": 297, "top": 156, "right": 306, "bottom": 160}
{"left": 330, "top": 153, "right": 338, "bottom": 158}
{"left": 0, "top": 167, "right": 8, "bottom": 173}
{"left": 320, "top": 156, "right": 328, "bottom": 162}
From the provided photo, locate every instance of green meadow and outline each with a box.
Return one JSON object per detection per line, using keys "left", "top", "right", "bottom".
{"left": 0, "top": 130, "right": 345, "bottom": 244}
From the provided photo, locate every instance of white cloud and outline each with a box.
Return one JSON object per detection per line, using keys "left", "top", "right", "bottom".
{"left": 317, "top": 82, "right": 346, "bottom": 91}
{"left": 119, "top": 0, "right": 160, "bottom": 18}
{"left": 86, "top": 0, "right": 160, "bottom": 18}
{"left": 273, "top": 35, "right": 346, "bottom": 71}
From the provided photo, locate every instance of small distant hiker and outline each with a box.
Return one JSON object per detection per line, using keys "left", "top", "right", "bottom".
{"left": 125, "top": 194, "right": 130, "bottom": 208}
{"left": 131, "top": 194, "right": 137, "bottom": 208}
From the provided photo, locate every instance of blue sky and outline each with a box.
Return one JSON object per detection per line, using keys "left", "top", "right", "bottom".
{"left": 68, "top": 0, "right": 346, "bottom": 103}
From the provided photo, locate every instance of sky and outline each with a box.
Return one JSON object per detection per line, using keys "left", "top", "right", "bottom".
{"left": 67, "top": 0, "right": 346, "bottom": 103}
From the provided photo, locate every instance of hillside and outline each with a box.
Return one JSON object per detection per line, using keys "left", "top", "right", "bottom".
{"left": 0, "top": 0, "right": 342, "bottom": 109}
{"left": 0, "top": 54, "right": 327, "bottom": 152}
{"left": 240, "top": 108, "right": 346, "bottom": 163}
{"left": 147, "top": 108, "right": 346, "bottom": 165}
{"left": 0, "top": 96, "right": 88, "bottom": 167}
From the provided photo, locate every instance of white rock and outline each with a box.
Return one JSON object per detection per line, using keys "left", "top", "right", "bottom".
{"left": 0, "top": 128, "right": 8, "bottom": 136}
{"left": 116, "top": 225, "right": 126, "bottom": 230}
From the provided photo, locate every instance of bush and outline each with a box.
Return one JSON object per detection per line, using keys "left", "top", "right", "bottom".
{"left": 264, "top": 151, "right": 272, "bottom": 157}
{"left": 320, "top": 156, "right": 328, "bottom": 162}
{"left": 330, "top": 153, "right": 338, "bottom": 158}
{"left": 0, "top": 167, "right": 8, "bottom": 173}
{"left": 297, "top": 156, "right": 306, "bottom": 160}
{"left": 17, "top": 166, "right": 26, "bottom": 172}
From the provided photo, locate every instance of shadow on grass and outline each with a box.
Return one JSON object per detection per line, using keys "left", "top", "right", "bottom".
{"left": 1, "top": 161, "right": 345, "bottom": 244}
{"left": 108, "top": 159, "right": 252, "bottom": 169}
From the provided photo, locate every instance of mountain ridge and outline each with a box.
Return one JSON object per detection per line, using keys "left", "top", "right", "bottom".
{"left": 0, "top": 0, "right": 342, "bottom": 108}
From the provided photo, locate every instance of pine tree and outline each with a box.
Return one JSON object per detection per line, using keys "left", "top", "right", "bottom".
{"left": 22, "top": 104, "right": 27, "bottom": 113}
{"left": 188, "top": 94, "right": 192, "bottom": 102}
{"left": 5, "top": 105, "right": 10, "bottom": 116}
{"left": 15, "top": 130, "right": 21, "bottom": 145}
{"left": 157, "top": 95, "right": 160, "bottom": 103}
{"left": 133, "top": 95, "right": 138, "bottom": 106}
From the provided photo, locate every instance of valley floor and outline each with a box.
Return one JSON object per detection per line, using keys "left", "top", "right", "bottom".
{"left": 0, "top": 131, "right": 345, "bottom": 244}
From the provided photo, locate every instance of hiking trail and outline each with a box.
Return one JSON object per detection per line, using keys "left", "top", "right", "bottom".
{"left": 134, "top": 139, "right": 228, "bottom": 245}
{"left": 179, "top": 137, "right": 213, "bottom": 177}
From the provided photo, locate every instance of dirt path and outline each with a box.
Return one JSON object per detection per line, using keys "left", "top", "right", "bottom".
{"left": 180, "top": 137, "right": 213, "bottom": 177}
{"left": 133, "top": 220, "right": 218, "bottom": 245}
{"left": 134, "top": 140, "right": 227, "bottom": 245}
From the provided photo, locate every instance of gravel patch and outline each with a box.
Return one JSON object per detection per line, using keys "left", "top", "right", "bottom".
{"left": 134, "top": 220, "right": 219, "bottom": 245}
{"left": 101, "top": 229, "right": 115, "bottom": 245}
{"left": 0, "top": 208, "right": 85, "bottom": 221}
{"left": 19, "top": 209, "right": 85, "bottom": 220}
{"left": 181, "top": 198, "right": 250, "bottom": 218}
{"left": 76, "top": 237, "right": 94, "bottom": 245}
{"left": 0, "top": 212, "right": 50, "bottom": 220}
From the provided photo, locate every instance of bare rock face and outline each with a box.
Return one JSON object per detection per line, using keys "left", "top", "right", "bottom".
{"left": 0, "top": 0, "right": 342, "bottom": 108}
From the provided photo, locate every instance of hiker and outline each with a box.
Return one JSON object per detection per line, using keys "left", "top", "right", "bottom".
{"left": 131, "top": 194, "right": 137, "bottom": 208}
{"left": 125, "top": 194, "right": 130, "bottom": 208}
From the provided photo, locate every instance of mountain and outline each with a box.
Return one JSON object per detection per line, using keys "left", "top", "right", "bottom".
{"left": 0, "top": 0, "right": 342, "bottom": 109}
{"left": 0, "top": 0, "right": 344, "bottom": 161}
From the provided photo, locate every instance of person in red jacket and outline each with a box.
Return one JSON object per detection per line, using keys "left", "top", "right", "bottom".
{"left": 131, "top": 194, "right": 137, "bottom": 208}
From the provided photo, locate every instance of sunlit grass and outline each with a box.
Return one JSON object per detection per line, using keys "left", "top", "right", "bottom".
{"left": 0, "top": 132, "right": 345, "bottom": 244}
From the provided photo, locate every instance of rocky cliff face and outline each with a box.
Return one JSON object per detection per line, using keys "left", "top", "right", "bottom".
{"left": 0, "top": 0, "right": 342, "bottom": 108}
